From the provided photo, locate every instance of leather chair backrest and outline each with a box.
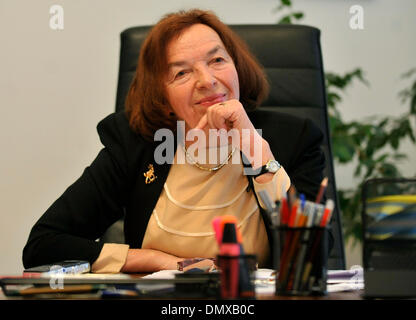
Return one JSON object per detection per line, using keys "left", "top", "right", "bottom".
{"left": 114, "top": 24, "right": 346, "bottom": 269}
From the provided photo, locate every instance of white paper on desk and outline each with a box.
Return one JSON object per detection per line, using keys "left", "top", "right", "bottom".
{"left": 39, "top": 273, "right": 133, "bottom": 280}
{"left": 327, "top": 282, "right": 364, "bottom": 292}
{"left": 142, "top": 269, "right": 182, "bottom": 279}
{"left": 254, "top": 269, "right": 276, "bottom": 295}
{"left": 255, "top": 268, "right": 276, "bottom": 280}
{"left": 254, "top": 268, "right": 365, "bottom": 294}
{"left": 327, "top": 266, "right": 363, "bottom": 281}
{"left": 327, "top": 266, "right": 364, "bottom": 292}
{"left": 327, "top": 278, "right": 364, "bottom": 284}
{"left": 138, "top": 270, "right": 182, "bottom": 294}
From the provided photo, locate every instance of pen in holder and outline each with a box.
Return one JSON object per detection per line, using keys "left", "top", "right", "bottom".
{"left": 274, "top": 197, "right": 333, "bottom": 296}
{"left": 275, "top": 226, "right": 329, "bottom": 296}
{"left": 258, "top": 182, "right": 334, "bottom": 296}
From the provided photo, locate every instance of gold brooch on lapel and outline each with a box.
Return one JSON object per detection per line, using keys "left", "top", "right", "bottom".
{"left": 144, "top": 164, "right": 157, "bottom": 184}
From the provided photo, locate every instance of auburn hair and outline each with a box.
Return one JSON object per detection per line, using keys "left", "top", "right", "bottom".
{"left": 125, "top": 9, "right": 269, "bottom": 141}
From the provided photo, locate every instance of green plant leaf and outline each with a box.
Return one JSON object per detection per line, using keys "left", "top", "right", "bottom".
{"left": 375, "top": 153, "right": 389, "bottom": 163}
{"left": 332, "top": 136, "right": 356, "bottom": 163}
{"left": 325, "top": 69, "right": 369, "bottom": 91}
{"left": 392, "top": 153, "right": 408, "bottom": 160}
{"left": 328, "top": 114, "right": 344, "bottom": 130}
{"left": 379, "top": 162, "right": 400, "bottom": 177}
{"left": 411, "top": 92, "right": 416, "bottom": 114}
{"left": 389, "top": 129, "right": 400, "bottom": 150}
{"left": 292, "top": 12, "right": 304, "bottom": 20}
{"left": 278, "top": 16, "right": 292, "bottom": 24}
{"left": 378, "top": 118, "right": 389, "bottom": 128}
{"left": 354, "top": 163, "right": 362, "bottom": 177}
{"left": 408, "top": 125, "right": 416, "bottom": 142}
{"left": 400, "top": 67, "right": 416, "bottom": 79}
{"left": 351, "top": 69, "right": 370, "bottom": 87}
{"left": 367, "top": 130, "right": 388, "bottom": 156}
{"left": 327, "top": 92, "right": 342, "bottom": 108}
{"left": 273, "top": 4, "right": 285, "bottom": 13}
{"left": 398, "top": 68, "right": 416, "bottom": 115}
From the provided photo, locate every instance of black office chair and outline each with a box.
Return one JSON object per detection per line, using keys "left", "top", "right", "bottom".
{"left": 104, "top": 24, "right": 346, "bottom": 270}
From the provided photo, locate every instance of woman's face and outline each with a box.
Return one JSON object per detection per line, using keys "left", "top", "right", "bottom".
{"left": 164, "top": 24, "right": 240, "bottom": 133}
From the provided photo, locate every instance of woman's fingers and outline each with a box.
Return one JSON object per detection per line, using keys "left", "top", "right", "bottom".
{"left": 204, "top": 100, "right": 240, "bottom": 130}
{"left": 195, "top": 114, "right": 208, "bottom": 131}
{"left": 195, "top": 99, "right": 254, "bottom": 134}
{"left": 207, "top": 104, "right": 228, "bottom": 130}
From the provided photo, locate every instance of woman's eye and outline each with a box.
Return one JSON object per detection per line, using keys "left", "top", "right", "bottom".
{"left": 212, "top": 57, "right": 225, "bottom": 63}
{"left": 175, "top": 70, "right": 186, "bottom": 79}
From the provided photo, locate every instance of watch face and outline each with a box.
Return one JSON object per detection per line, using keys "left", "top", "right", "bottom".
{"left": 266, "top": 160, "right": 280, "bottom": 173}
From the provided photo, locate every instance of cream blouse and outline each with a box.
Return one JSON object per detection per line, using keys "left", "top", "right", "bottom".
{"left": 92, "top": 145, "right": 290, "bottom": 273}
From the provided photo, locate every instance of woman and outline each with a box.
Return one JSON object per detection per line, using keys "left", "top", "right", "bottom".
{"left": 23, "top": 9, "right": 326, "bottom": 273}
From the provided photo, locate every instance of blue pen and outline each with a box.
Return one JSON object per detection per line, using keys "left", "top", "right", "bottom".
{"left": 300, "top": 193, "right": 306, "bottom": 212}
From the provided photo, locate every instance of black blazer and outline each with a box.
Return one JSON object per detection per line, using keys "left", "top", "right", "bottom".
{"left": 22, "top": 109, "right": 326, "bottom": 269}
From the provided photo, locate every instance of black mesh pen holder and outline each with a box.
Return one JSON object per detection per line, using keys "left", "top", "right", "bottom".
{"left": 274, "top": 226, "right": 329, "bottom": 296}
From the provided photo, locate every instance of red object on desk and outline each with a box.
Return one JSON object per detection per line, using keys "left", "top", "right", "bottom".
{"left": 219, "top": 223, "right": 240, "bottom": 299}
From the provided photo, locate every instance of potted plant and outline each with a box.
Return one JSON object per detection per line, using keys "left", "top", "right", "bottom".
{"left": 274, "top": 0, "right": 416, "bottom": 246}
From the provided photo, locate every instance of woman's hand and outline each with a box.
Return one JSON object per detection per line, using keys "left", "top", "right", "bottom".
{"left": 195, "top": 99, "right": 255, "bottom": 142}
{"left": 120, "top": 248, "right": 183, "bottom": 273}
{"left": 195, "top": 99, "right": 275, "bottom": 180}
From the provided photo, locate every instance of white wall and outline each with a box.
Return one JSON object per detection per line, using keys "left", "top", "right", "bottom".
{"left": 0, "top": 0, "right": 415, "bottom": 273}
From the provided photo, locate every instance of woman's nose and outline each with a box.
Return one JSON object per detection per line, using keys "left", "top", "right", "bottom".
{"left": 195, "top": 67, "right": 217, "bottom": 89}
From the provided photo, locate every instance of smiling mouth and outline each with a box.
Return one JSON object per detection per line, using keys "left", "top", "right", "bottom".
{"left": 196, "top": 94, "right": 226, "bottom": 107}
